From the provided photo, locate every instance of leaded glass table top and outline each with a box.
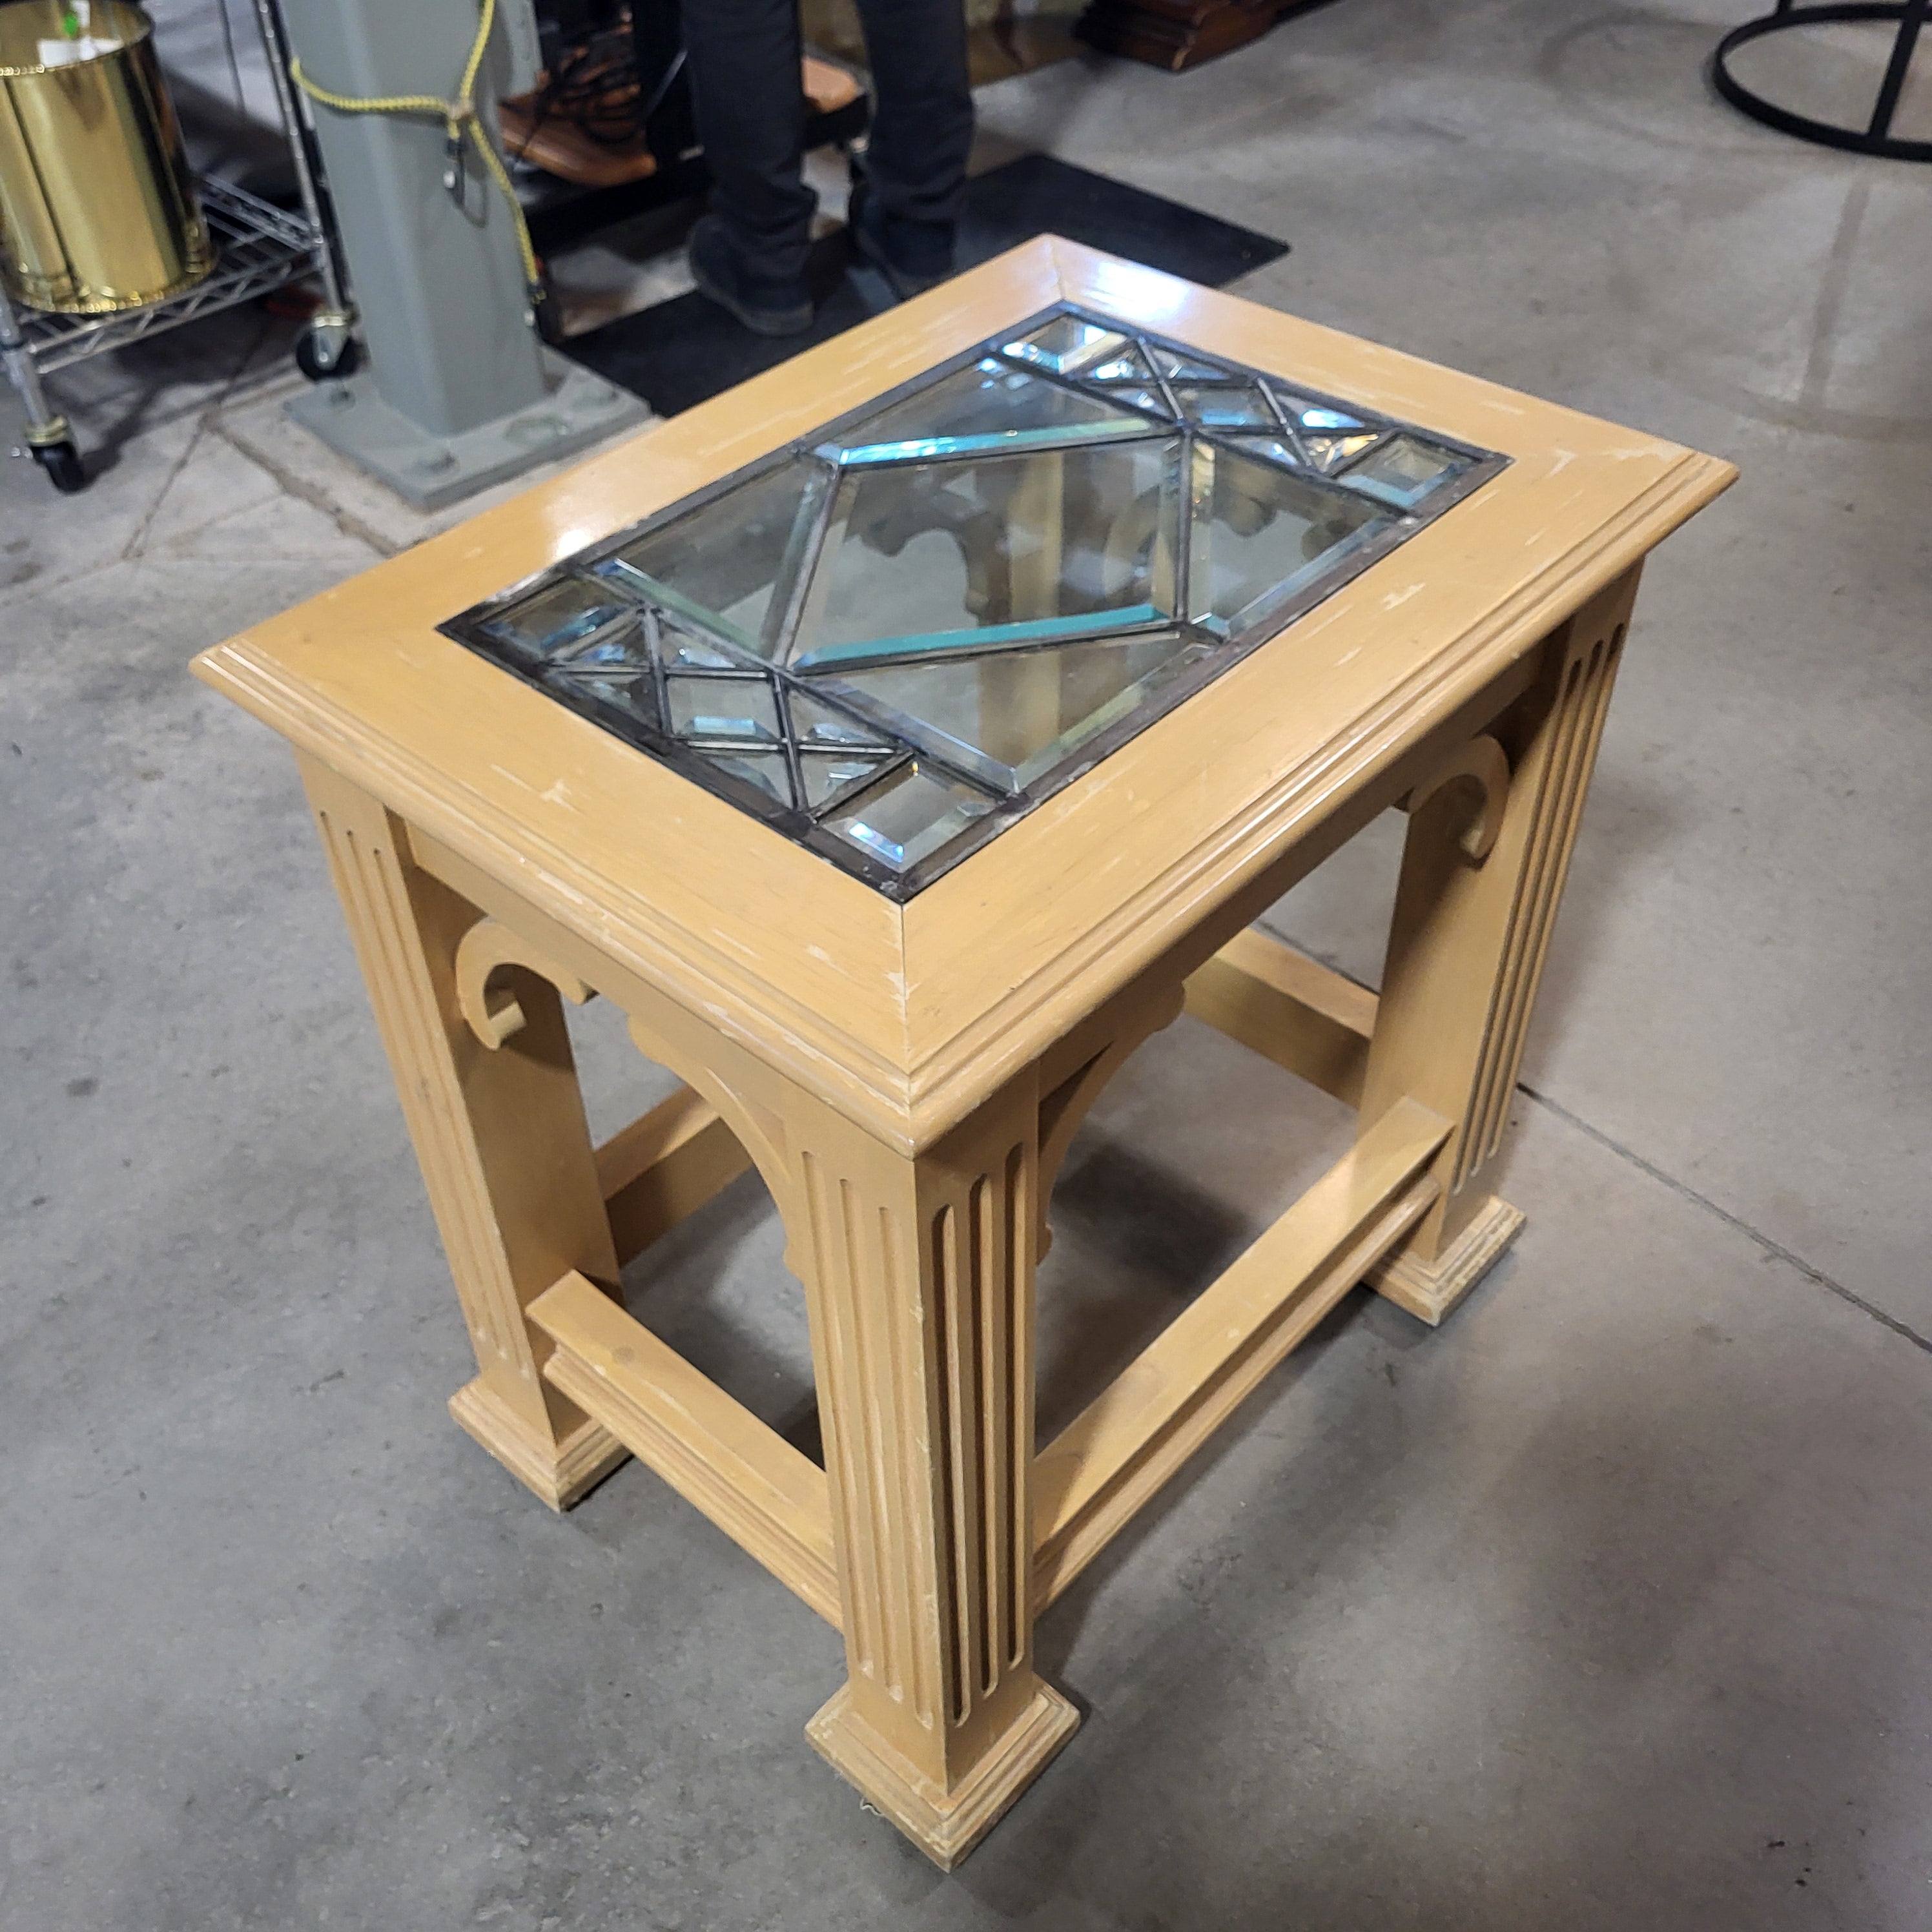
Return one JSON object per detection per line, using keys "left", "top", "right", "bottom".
{"left": 443, "top": 303, "right": 1506, "bottom": 898}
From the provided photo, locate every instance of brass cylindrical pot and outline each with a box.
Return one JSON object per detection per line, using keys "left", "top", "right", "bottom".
{"left": 0, "top": 1, "right": 212, "bottom": 314}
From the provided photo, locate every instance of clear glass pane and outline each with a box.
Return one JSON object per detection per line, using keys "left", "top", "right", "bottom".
{"left": 1271, "top": 387, "right": 1366, "bottom": 433}
{"left": 546, "top": 666, "right": 658, "bottom": 726}
{"left": 1302, "top": 430, "right": 1381, "bottom": 474}
{"left": 593, "top": 458, "right": 830, "bottom": 653}
{"left": 822, "top": 762, "right": 996, "bottom": 871}
{"left": 653, "top": 619, "right": 744, "bottom": 671}
{"left": 553, "top": 624, "right": 653, "bottom": 673}
{"left": 1002, "top": 316, "right": 1128, "bottom": 376}
{"left": 825, "top": 628, "right": 1213, "bottom": 792}
{"left": 788, "top": 688, "right": 893, "bottom": 749}
{"left": 666, "top": 675, "right": 782, "bottom": 743}
{"left": 482, "top": 575, "right": 640, "bottom": 657}
{"left": 1080, "top": 383, "right": 1171, "bottom": 417}
{"left": 791, "top": 437, "right": 1182, "bottom": 670}
{"left": 1339, "top": 433, "right": 1468, "bottom": 508}
{"left": 1082, "top": 344, "right": 1157, "bottom": 385}
{"left": 1151, "top": 345, "right": 1240, "bottom": 383}
{"left": 1171, "top": 382, "right": 1276, "bottom": 430}
{"left": 694, "top": 748, "right": 794, "bottom": 808}
{"left": 801, "top": 749, "right": 896, "bottom": 810}
{"left": 1188, "top": 443, "right": 1390, "bottom": 629}
{"left": 1222, "top": 433, "right": 1306, "bottom": 472}
{"left": 445, "top": 306, "right": 1506, "bottom": 898}
{"left": 839, "top": 357, "right": 1147, "bottom": 457}
{"left": 546, "top": 624, "right": 657, "bottom": 723}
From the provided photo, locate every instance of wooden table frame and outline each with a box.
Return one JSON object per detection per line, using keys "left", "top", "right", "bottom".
{"left": 196, "top": 239, "right": 1732, "bottom": 1869}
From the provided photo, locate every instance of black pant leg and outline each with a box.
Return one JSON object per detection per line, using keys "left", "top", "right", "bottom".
{"left": 679, "top": 0, "right": 816, "bottom": 278}
{"left": 850, "top": 0, "right": 974, "bottom": 226}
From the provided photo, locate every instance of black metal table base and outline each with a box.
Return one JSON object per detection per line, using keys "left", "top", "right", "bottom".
{"left": 1714, "top": 0, "right": 1931, "bottom": 159}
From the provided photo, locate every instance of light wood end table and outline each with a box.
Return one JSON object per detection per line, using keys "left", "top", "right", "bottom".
{"left": 194, "top": 238, "right": 1732, "bottom": 1868}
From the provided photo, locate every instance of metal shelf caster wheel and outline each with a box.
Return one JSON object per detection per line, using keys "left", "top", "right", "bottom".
{"left": 295, "top": 311, "right": 360, "bottom": 382}
{"left": 29, "top": 437, "right": 86, "bottom": 493}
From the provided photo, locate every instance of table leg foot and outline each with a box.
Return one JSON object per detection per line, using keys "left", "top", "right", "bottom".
{"left": 807, "top": 1681, "right": 1080, "bottom": 1871}
{"left": 1368, "top": 1195, "right": 1525, "bottom": 1327}
{"left": 449, "top": 1377, "right": 630, "bottom": 1510}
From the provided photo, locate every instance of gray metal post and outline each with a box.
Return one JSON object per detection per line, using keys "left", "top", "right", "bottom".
{"left": 276, "top": 0, "right": 544, "bottom": 434}
{"left": 272, "top": 0, "right": 644, "bottom": 509}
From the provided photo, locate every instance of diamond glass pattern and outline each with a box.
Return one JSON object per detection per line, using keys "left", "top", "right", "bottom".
{"left": 1151, "top": 346, "right": 1233, "bottom": 384}
{"left": 1301, "top": 430, "right": 1380, "bottom": 474}
{"left": 544, "top": 623, "right": 657, "bottom": 721}
{"left": 801, "top": 750, "right": 896, "bottom": 808}
{"left": 1337, "top": 433, "right": 1469, "bottom": 509}
{"left": 1002, "top": 316, "right": 1129, "bottom": 375}
{"left": 482, "top": 574, "right": 639, "bottom": 658}
{"left": 666, "top": 674, "right": 781, "bottom": 743}
{"left": 653, "top": 620, "right": 743, "bottom": 671}
{"left": 445, "top": 303, "right": 1504, "bottom": 897}
{"left": 1223, "top": 433, "right": 1305, "bottom": 472}
{"left": 705, "top": 750, "right": 793, "bottom": 807}
{"left": 792, "top": 435, "right": 1182, "bottom": 671}
{"left": 787, "top": 688, "right": 892, "bottom": 750}
{"left": 1081, "top": 344, "right": 1160, "bottom": 386}
{"left": 1170, "top": 382, "right": 1277, "bottom": 429}
{"left": 824, "top": 763, "right": 998, "bottom": 871}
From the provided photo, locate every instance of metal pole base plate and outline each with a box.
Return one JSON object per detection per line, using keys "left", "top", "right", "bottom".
{"left": 284, "top": 350, "right": 650, "bottom": 511}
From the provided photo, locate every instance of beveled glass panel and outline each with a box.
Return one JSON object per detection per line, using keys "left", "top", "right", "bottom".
{"left": 838, "top": 357, "right": 1145, "bottom": 457}
{"left": 482, "top": 575, "right": 640, "bottom": 657}
{"left": 791, "top": 436, "right": 1182, "bottom": 670}
{"left": 1271, "top": 387, "right": 1366, "bottom": 433}
{"left": 1152, "top": 345, "right": 1239, "bottom": 383}
{"left": 546, "top": 626, "right": 658, "bottom": 724}
{"left": 445, "top": 301, "right": 1504, "bottom": 898}
{"left": 787, "top": 688, "right": 893, "bottom": 749}
{"left": 1302, "top": 429, "right": 1381, "bottom": 473}
{"left": 654, "top": 619, "right": 743, "bottom": 670}
{"left": 801, "top": 749, "right": 896, "bottom": 809}
{"left": 695, "top": 748, "right": 793, "bottom": 808}
{"left": 1339, "top": 433, "right": 1468, "bottom": 508}
{"left": 552, "top": 624, "right": 653, "bottom": 673}
{"left": 546, "top": 666, "right": 657, "bottom": 726}
{"left": 1002, "top": 316, "right": 1128, "bottom": 375}
{"left": 1081, "top": 384, "right": 1171, "bottom": 417}
{"left": 825, "top": 628, "right": 1213, "bottom": 792}
{"left": 1188, "top": 442, "right": 1390, "bottom": 628}
{"left": 823, "top": 761, "right": 997, "bottom": 871}
{"left": 666, "top": 674, "right": 782, "bottom": 743}
{"left": 595, "top": 458, "right": 830, "bottom": 653}
{"left": 1170, "top": 382, "right": 1277, "bottom": 429}
{"left": 1224, "top": 433, "right": 1305, "bottom": 472}
{"left": 1082, "top": 344, "right": 1158, "bottom": 385}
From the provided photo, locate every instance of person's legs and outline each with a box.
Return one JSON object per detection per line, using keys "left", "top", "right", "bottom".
{"left": 677, "top": 0, "right": 816, "bottom": 329}
{"left": 847, "top": 0, "right": 973, "bottom": 295}
{"left": 851, "top": 0, "right": 974, "bottom": 227}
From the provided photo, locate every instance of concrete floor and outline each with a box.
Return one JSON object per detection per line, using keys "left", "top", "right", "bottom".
{"left": 5, "top": 0, "right": 1931, "bottom": 1925}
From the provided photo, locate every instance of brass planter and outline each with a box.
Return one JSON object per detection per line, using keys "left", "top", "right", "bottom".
{"left": 0, "top": 0, "right": 212, "bottom": 314}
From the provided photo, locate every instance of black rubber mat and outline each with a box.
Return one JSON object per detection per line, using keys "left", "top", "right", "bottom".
{"left": 562, "top": 152, "right": 1288, "bottom": 418}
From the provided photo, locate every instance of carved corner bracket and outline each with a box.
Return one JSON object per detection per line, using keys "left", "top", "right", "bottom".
{"left": 454, "top": 916, "right": 595, "bottom": 1049}
{"left": 1401, "top": 733, "right": 1511, "bottom": 863}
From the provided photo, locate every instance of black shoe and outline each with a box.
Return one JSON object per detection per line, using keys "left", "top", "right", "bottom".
{"left": 847, "top": 178, "right": 956, "bottom": 301}
{"left": 687, "top": 216, "right": 814, "bottom": 337}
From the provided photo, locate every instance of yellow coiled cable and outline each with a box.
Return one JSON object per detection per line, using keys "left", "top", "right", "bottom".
{"left": 289, "top": 0, "right": 544, "bottom": 309}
